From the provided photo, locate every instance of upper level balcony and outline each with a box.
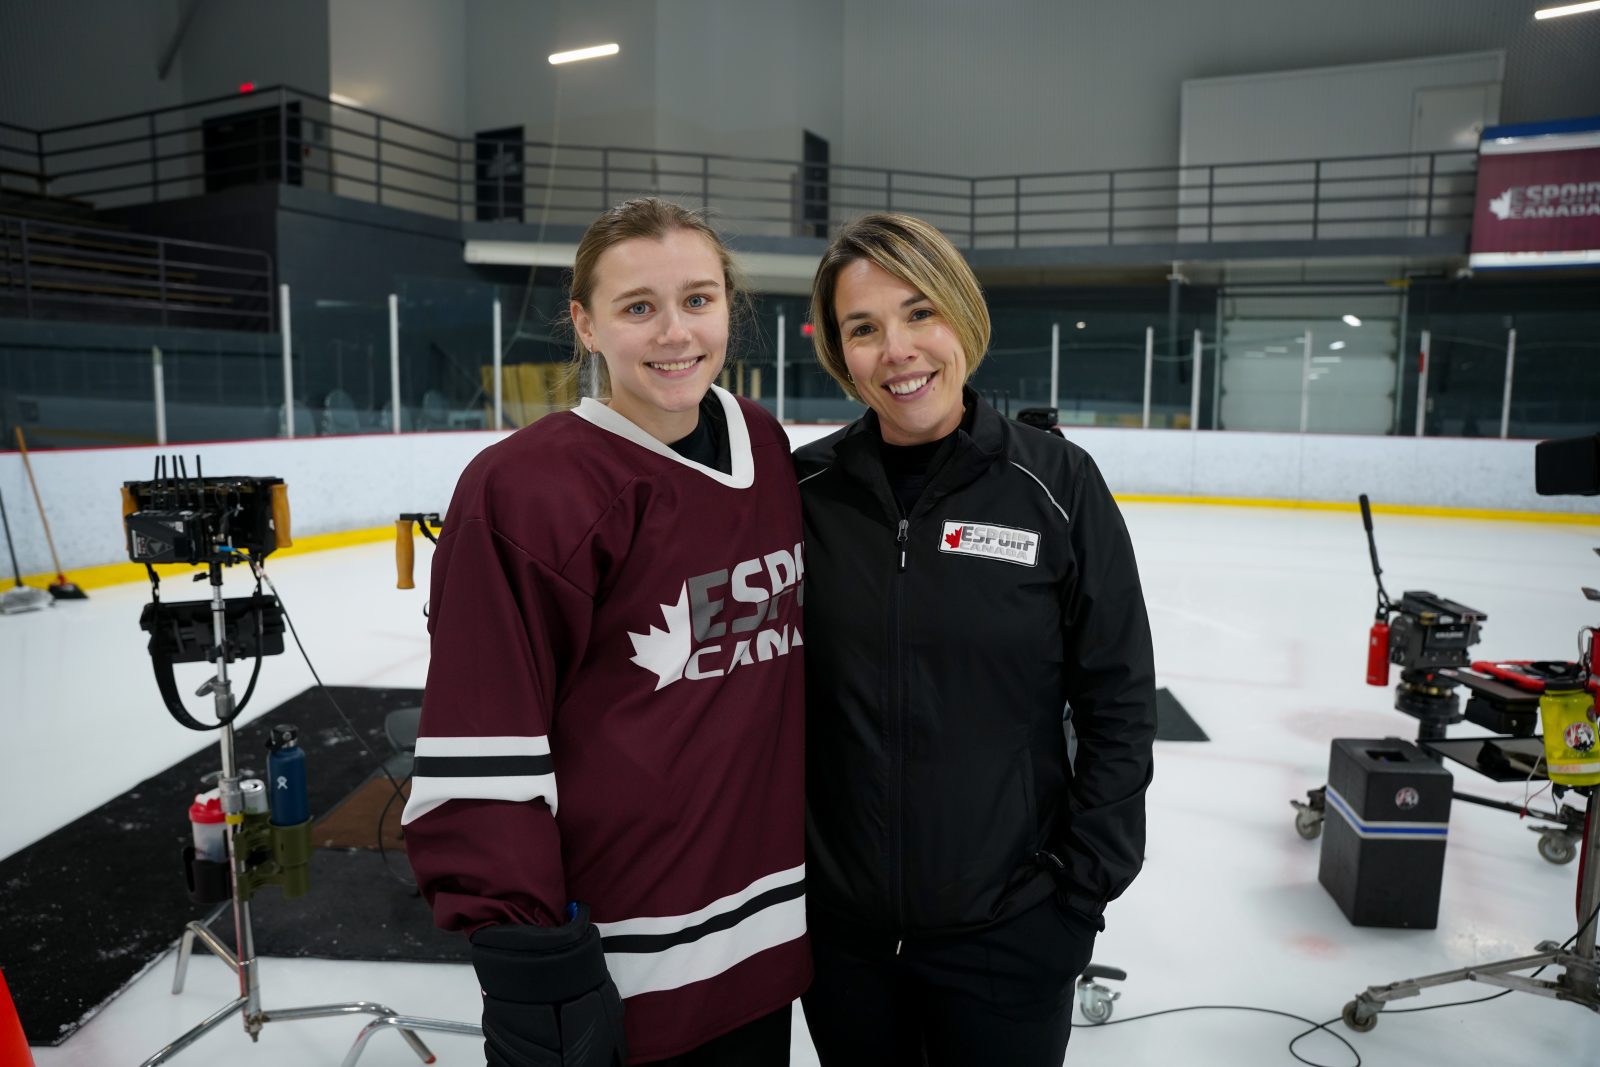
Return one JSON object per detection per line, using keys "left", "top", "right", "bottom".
{"left": 1, "top": 86, "right": 1478, "bottom": 277}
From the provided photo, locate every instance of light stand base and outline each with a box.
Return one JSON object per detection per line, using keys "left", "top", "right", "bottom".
{"left": 137, "top": 560, "right": 480, "bottom": 1066}
{"left": 1343, "top": 945, "right": 1600, "bottom": 1032}
{"left": 139, "top": 922, "right": 482, "bottom": 1066}
{"left": 1342, "top": 789, "right": 1600, "bottom": 1032}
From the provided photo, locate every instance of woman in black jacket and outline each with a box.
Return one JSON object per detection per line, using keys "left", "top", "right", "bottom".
{"left": 796, "top": 213, "right": 1157, "bottom": 1066}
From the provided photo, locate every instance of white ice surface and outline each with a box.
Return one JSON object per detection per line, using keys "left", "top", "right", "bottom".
{"left": 6, "top": 503, "right": 1600, "bottom": 1065}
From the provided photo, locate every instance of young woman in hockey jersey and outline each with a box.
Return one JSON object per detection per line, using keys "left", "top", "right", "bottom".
{"left": 795, "top": 213, "right": 1157, "bottom": 1065}
{"left": 404, "top": 199, "right": 809, "bottom": 1066}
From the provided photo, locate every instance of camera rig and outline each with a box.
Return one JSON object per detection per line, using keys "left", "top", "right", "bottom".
{"left": 124, "top": 457, "right": 291, "bottom": 731}
{"left": 1358, "top": 497, "right": 1490, "bottom": 736}
{"left": 1292, "top": 490, "right": 1595, "bottom": 863}
{"left": 1339, "top": 431, "right": 1600, "bottom": 1033}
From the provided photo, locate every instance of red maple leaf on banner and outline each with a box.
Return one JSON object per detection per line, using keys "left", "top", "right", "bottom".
{"left": 944, "top": 526, "right": 963, "bottom": 549}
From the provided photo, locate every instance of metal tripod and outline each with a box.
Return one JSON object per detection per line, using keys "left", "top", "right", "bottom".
{"left": 138, "top": 562, "right": 482, "bottom": 1066}
{"left": 1341, "top": 784, "right": 1599, "bottom": 1031}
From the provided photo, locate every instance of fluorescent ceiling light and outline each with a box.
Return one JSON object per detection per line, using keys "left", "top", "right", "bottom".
{"left": 1312, "top": 355, "right": 1342, "bottom": 364}
{"left": 1329, "top": 341, "right": 1346, "bottom": 350}
{"left": 1342, "top": 314, "right": 1362, "bottom": 327}
{"left": 329, "top": 92, "right": 363, "bottom": 108}
{"left": 1075, "top": 321, "right": 1086, "bottom": 329}
{"left": 1535, "top": 2, "right": 1600, "bottom": 19}
{"left": 549, "top": 43, "right": 620, "bottom": 65}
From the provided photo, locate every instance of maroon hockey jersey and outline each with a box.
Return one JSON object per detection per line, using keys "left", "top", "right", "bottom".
{"left": 402, "top": 387, "right": 809, "bottom": 1063}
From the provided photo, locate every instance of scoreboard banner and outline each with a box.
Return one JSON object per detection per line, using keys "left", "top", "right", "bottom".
{"left": 1469, "top": 116, "right": 1600, "bottom": 269}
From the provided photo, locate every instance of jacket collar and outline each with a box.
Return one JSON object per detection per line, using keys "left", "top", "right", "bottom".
{"left": 832, "top": 387, "right": 1008, "bottom": 515}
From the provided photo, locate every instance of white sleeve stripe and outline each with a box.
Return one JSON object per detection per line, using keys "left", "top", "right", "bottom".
{"left": 592, "top": 864, "right": 806, "bottom": 938}
{"left": 399, "top": 772, "right": 558, "bottom": 825}
{"left": 413, "top": 734, "right": 551, "bottom": 758}
{"left": 1009, "top": 461, "right": 1070, "bottom": 522}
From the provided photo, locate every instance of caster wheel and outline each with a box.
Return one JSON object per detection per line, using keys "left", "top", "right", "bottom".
{"left": 1537, "top": 832, "right": 1576, "bottom": 865}
{"left": 1342, "top": 999, "right": 1377, "bottom": 1033}
{"left": 1295, "top": 809, "right": 1323, "bottom": 840}
{"left": 1078, "top": 986, "right": 1114, "bottom": 1025}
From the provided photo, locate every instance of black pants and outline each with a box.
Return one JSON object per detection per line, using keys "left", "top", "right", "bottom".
{"left": 803, "top": 898, "right": 1098, "bottom": 1067}
{"left": 645, "top": 1004, "right": 791, "bottom": 1066}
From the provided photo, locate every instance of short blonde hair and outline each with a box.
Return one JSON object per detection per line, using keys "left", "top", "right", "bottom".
{"left": 809, "top": 213, "right": 990, "bottom": 403}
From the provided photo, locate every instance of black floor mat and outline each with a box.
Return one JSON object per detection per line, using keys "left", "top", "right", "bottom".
{"left": 7, "top": 682, "right": 1203, "bottom": 1047}
{"left": 1156, "top": 687, "right": 1209, "bottom": 742}
{"left": 203, "top": 848, "right": 464, "bottom": 962}
{"left": 0, "top": 686, "right": 427, "bottom": 1047}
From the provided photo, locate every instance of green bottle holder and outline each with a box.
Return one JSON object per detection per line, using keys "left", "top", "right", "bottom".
{"left": 181, "top": 813, "right": 314, "bottom": 905}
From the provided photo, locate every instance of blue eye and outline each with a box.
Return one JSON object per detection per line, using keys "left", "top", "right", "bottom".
{"left": 626, "top": 302, "right": 651, "bottom": 316}
{"left": 686, "top": 293, "right": 710, "bottom": 309}
{"left": 848, "top": 323, "right": 875, "bottom": 338}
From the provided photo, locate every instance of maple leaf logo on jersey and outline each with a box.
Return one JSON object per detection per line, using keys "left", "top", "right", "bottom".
{"left": 627, "top": 584, "right": 694, "bottom": 691}
{"left": 1488, "top": 190, "right": 1516, "bottom": 220}
{"left": 944, "top": 526, "right": 963, "bottom": 549}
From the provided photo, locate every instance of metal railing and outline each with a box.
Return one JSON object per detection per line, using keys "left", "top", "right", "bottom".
{"left": 0, "top": 213, "right": 275, "bottom": 330}
{"left": 6, "top": 87, "right": 1478, "bottom": 248}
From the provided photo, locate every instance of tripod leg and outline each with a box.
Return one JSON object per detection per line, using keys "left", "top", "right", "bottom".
{"left": 138, "top": 995, "right": 248, "bottom": 1066}
{"left": 339, "top": 1013, "right": 484, "bottom": 1067}
{"left": 171, "top": 928, "right": 196, "bottom": 994}
{"left": 172, "top": 920, "right": 240, "bottom": 994}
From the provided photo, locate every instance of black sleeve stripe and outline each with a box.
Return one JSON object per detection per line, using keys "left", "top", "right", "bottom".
{"left": 600, "top": 879, "right": 805, "bottom": 954}
{"left": 412, "top": 754, "right": 555, "bottom": 778}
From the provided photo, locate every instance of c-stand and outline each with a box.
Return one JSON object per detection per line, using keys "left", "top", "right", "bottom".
{"left": 123, "top": 464, "right": 479, "bottom": 1065}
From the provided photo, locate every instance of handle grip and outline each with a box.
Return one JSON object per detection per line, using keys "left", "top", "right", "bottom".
{"left": 270, "top": 483, "right": 293, "bottom": 548}
{"left": 396, "top": 520, "right": 416, "bottom": 590}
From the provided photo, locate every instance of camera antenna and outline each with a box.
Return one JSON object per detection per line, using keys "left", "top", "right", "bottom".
{"left": 1359, "top": 493, "right": 1392, "bottom": 618}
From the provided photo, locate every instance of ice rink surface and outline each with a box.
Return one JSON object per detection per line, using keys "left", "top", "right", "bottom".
{"left": 5, "top": 501, "right": 1599, "bottom": 1066}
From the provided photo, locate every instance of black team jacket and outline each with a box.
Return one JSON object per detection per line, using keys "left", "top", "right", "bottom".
{"left": 795, "top": 389, "right": 1156, "bottom": 936}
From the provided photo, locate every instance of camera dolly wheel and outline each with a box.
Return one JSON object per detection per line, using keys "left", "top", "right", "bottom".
{"left": 1290, "top": 786, "right": 1326, "bottom": 840}
{"left": 1342, "top": 997, "right": 1379, "bottom": 1033}
{"left": 1076, "top": 964, "right": 1125, "bottom": 1025}
{"left": 1533, "top": 827, "right": 1577, "bottom": 865}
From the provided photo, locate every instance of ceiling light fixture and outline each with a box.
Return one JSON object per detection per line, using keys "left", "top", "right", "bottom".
{"left": 549, "top": 43, "right": 621, "bottom": 65}
{"left": 1535, "top": 1, "right": 1600, "bottom": 20}
{"left": 1342, "top": 314, "right": 1362, "bottom": 327}
{"left": 329, "top": 92, "right": 363, "bottom": 108}
{"left": 1329, "top": 341, "right": 1346, "bottom": 350}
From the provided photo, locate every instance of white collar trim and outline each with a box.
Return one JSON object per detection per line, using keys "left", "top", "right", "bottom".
{"left": 572, "top": 385, "right": 755, "bottom": 489}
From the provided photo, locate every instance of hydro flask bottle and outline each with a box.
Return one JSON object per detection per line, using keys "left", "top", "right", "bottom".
{"left": 266, "top": 723, "right": 309, "bottom": 826}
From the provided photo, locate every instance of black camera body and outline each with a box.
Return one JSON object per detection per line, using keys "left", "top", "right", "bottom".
{"left": 123, "top": 472, "right": 288, "bottom": 565}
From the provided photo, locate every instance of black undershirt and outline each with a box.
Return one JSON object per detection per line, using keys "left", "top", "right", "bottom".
{"left": 877, "top": 403, "right": 974, "bottom": 516}
{"left": 668, "top": 392, "right": 732, "bottom": 474}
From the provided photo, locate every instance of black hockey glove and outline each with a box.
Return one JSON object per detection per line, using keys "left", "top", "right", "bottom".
{"left": 469, "top": 904, "right": 627, "bottom": 1067}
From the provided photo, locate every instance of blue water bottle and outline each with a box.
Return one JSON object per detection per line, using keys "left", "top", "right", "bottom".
{"left": 266, "top": 723, "right": 309, "bottom": 826}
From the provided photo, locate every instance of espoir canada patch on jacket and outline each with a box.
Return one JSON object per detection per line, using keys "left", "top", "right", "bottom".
{"left": 938, "top": 520, "right": 1040, "bottom": 567}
